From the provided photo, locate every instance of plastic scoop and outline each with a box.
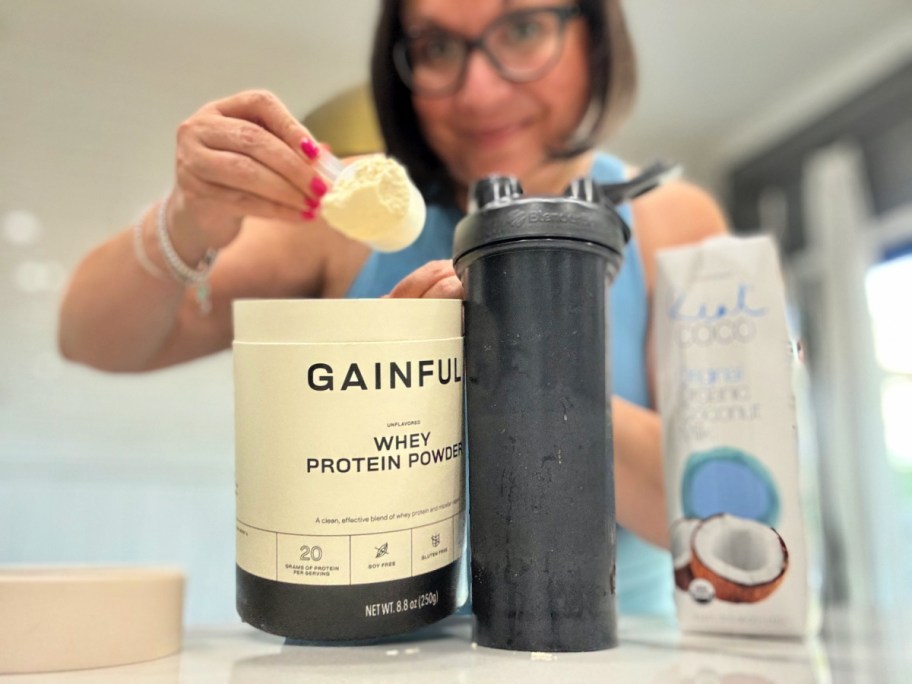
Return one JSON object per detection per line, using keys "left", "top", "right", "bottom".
{"left": 313, "top": 152, "right": 427, "bottom": 253}
{"left": 312, "top": 149, "right": 349, "bottom": 182}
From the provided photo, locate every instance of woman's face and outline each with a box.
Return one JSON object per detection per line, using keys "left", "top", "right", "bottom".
{"left": 401, "top": 0, "right": 591, "bottom": 190}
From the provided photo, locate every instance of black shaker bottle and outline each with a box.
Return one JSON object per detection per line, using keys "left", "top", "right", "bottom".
{"left": 452, "top": 164, "right": 676, "bottom": 652}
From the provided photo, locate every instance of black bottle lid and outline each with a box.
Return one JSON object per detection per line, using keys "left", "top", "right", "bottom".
{"left": 469, "top": 175, "right": 524, "bottom": 212}
{"left": 453, "top": 175, "right": 629, "bottom": 265}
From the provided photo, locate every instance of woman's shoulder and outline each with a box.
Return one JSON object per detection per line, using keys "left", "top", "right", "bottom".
{"left": 630, "top": 179, "right": 729, "bottom": 290}
{"left": 633, "top": 179, "right": 729, "bottom": 248}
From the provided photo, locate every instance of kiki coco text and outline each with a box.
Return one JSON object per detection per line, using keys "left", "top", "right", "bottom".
{"left": 669, "top": 283, "right": 768, "bottom": 347}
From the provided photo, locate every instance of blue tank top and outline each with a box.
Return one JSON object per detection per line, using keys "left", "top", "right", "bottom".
{"left": 347, "top": 153, "right": 673, "bottom": 615}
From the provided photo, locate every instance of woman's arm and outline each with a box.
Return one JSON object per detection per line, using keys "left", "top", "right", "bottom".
{"left": 58, "top": 213, "right": 338, "bottom": 372}
{"left": 612, "top": 396, "right": 668, "bottom": 547}
{"left": 58, "top": 90, "right": 340, "bottom": 372}
{"left": 619, "top": 180, "right": 730, "bottom": 547}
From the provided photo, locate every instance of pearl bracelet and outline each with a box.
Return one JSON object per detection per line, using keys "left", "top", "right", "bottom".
{"left": 131, "top": 219, "right": 170, "bottom": 282}
{"left": 155, "top": 197, "right": 218, "bottom": 314}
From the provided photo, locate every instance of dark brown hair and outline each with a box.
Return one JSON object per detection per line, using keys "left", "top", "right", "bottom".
{"left": 371, "top": 0, "right": 637, "bottom": 204}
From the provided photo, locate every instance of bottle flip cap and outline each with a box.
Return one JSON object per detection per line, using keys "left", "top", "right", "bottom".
{"left": 454, "top": 160, "right": 681, "bottom": 266}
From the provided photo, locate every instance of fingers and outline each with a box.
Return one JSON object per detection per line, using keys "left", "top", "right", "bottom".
{"left": 207, "top": 115, "right": 316, "bottom": 198}
{"left": 193, "top": 116, "right": 322, "bottom": 204}
{"left": 177, "top": 91, "right": 332, "bottom": 225}
{"left": 180, "top": 173, "right": 313, "bottom": 226}
{"left": 387, "top": 260, "right": 453, "bottom": 298}
{"left": 422, "top": 275, "right": 463, "bottom": 299}
{"left": 213, "top": 90, "right": 312, "bottom": 160}
{"left": 387, "top": 260, "right": 463, "bottom": 299}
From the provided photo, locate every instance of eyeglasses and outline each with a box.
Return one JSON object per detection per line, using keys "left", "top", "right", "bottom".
{"left": 393, "top": 5, "right": 582, "bottom": 97}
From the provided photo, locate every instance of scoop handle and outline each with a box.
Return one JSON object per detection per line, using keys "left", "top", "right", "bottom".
{"left": 312, "top": 151, "right": 346, "bottom": 181}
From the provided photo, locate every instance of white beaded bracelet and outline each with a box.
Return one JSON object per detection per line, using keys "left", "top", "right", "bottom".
{"left": 131, "top": 219, "right": 170, "bottom": 282}
{"left": 155, "top": 197, "right": 218, "bottom": 315}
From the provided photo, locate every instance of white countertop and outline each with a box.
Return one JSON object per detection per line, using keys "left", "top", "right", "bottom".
{"left": 4, "top": 609, "right": 909, "bottom": 683}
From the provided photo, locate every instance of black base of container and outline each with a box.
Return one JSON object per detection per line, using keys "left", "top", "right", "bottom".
{"left": 472, "top": 587, "right": 618, "bottom": 652}
{"left": 237, "top": 561, "right": 460, "bottom": 641}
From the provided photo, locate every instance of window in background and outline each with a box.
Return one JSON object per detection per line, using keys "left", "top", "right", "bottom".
{"left": 866, "top": 250, "right": 912, "bottom": 572}
{"left": 727, "top": 59, "right": 912, "bottom": 609}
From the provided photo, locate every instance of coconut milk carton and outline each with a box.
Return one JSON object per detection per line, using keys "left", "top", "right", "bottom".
{"left": 654, "top": 235, "right": 812, "bottom": 637}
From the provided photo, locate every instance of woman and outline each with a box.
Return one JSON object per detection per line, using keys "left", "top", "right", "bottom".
{"left": 58, "top": 0, "right": 727, "bottom": 615}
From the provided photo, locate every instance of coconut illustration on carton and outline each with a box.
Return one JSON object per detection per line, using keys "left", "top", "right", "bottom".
{"left": 670, "top": 517, "right": 700, "bottom": 590}
{"left": 674, "top": 513, "right": 789, "bottom": 604}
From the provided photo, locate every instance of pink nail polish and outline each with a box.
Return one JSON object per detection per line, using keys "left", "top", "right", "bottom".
{"left": 300, "top": 138, "right": 319, "bottom": 160}
{"left": 300, "top": 209, "right": 316, "bottom": 221}
{"left": 310, "top": 176, "right": 328, "bottom": 197}
{"left": 305, "top": 197, "right": 320, "bottom": 210}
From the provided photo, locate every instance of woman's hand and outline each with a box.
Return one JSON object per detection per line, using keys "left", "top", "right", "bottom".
{"left": 387, "top": 259, "right": 463, "bottom": 299}
{"left": 167, "top": 90, "right": 327, "bottom": 260}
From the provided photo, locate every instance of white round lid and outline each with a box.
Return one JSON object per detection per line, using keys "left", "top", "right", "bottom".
{"left": 0, "top": 566, "right": 184, "bottom": 674}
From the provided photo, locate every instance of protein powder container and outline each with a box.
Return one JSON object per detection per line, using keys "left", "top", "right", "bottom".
{"left": 233, "top": 299, "right": 465, "bottom": 641}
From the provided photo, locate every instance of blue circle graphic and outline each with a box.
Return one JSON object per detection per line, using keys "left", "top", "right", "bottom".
{"left": 681, "top": 447, "right": 780, "bottom": 527}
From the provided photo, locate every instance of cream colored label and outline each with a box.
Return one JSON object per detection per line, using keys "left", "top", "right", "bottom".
{"left": 235, "top": 337, "right": 464, "bottom": 586}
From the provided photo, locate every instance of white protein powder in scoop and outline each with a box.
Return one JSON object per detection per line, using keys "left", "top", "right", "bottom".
{"left": 321, "top": 155, "right": 426, "bottom": 252}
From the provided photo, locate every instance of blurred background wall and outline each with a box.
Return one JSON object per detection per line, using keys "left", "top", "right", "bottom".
{"left": 1, "top": 0, "right": 910, "bottom": 624}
